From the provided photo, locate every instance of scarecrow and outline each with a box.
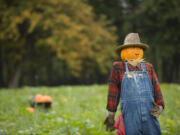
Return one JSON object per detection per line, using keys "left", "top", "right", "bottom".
{"left": 104, "top": 33, "right": 165, "bottom": 135}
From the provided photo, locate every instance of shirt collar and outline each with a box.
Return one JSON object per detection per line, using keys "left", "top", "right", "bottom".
{"left": 128, "top": 63, "right": 142, "bottom": 71}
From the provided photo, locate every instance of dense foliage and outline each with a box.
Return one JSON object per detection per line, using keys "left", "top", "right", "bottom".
{"left": 0, "top": 0, "right": 180, "bottom": 88}
{"left": 89, "top": 0, "right": 180, "bottom": 83}
{"left": 0, "top": 0, "right": 117, "bottom": 88}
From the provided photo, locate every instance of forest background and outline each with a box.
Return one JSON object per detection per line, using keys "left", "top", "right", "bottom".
{"left": 0, "top": 0, "right": 180, "bottom": 88}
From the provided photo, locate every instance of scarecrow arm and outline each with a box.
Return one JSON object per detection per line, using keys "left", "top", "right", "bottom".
{"left": 106, "top": 63, "right": 121, "bottom": 113}
{"left": 151, "top": 65, "right": 165, "bottom": 109}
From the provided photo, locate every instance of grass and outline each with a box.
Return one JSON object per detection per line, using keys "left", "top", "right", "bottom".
{"left": 0, "top": 84, "right": 180, "bottom": 135}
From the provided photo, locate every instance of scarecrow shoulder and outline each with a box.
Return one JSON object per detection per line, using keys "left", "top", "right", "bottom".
{"left": 113, "top": 61, "right": 124, "bottom": 70}
{"left": 144, "top": 62, "right": 153, "bottom": 67}
{"left": 113, "top": 61, "right": 123, "bottom": 66}
{"left": 144, "top": 62, "right": 154, "bottom": 70}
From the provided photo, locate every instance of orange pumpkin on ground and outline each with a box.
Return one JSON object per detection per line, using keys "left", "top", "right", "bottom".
{"left": 29, "top": 94, "right": 52, "bottom": 109}
{"left": 34, "top": 94, "right": 44, "bottom": 103}
{"left": 26, "top": 107, "right": 35, "bottom": 113}
{"left": 43, "top": 95, "right": 52, "bottom": 103}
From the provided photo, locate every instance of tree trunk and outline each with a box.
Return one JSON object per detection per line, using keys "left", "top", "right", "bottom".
{"left": 154, "top": 47, "right": 162, "bottom": 82}
{"left": 0, "top": 45, "right": 4, "bottom": 87}
{"left": 173, "top": 52, "right": 180, "bottom": 83}
{"left": 8, "top": 64, "right": 22, "bottom": 89}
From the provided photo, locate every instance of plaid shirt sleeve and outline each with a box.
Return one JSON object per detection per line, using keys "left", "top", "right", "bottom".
{"left": 106, "top": 62, "right": 123, "bottom": 112}
{"left": 150, "top": 64, "right": 165, "bottom": 109}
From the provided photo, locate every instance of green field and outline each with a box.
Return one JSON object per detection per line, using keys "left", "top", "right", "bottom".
{"left": 0, "top": 84, "right": 180, "bottom": 135}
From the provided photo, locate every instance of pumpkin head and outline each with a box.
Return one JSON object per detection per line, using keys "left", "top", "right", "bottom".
{"left": 120, "top": 47, "right": 144, "bottom": 61}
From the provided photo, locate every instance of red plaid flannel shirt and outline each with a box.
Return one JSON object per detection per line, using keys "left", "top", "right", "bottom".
{"left": 107, "top": 61, "right": 165, "bottom": 112}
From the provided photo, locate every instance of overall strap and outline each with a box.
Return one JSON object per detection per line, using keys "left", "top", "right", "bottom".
{"left": 141, "top": 62, "right": 146, "bottom": 72}
{"left": 125, "top": 62, "right": 129, "bottom": 72}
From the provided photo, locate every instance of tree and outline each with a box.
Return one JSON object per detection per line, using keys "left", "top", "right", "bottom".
{"left": 88, "top": 0, "right": 124, "bottom": 42}
{"left": 0, "top": 0, "right": 117, "bottom": 88}
{"left": 87, "top": 0, "right": 180, "bottom": 83}
{"left": 133, "top": 0, "right": 180, "bottom": 82}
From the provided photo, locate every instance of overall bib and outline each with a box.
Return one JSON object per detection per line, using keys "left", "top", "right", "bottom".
{"left": 120, "top": 62, "right": 161, "bottom": 135}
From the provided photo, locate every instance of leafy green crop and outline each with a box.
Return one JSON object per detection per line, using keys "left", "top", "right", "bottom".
{"left": 0, "top": 84, "right": 179, "bottom": 135}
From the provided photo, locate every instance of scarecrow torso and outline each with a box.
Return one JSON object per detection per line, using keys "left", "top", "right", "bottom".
{"left": 112, "top": 61, "right": 153, "bottom": 84}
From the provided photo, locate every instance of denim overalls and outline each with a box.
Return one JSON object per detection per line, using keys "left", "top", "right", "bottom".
{"left": 120, "top": 62, "right": 161, "bottom": 135}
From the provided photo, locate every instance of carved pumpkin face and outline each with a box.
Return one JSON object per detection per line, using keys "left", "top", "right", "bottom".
{"left": 120, "top": 47, "right": 144, "bottom": 61}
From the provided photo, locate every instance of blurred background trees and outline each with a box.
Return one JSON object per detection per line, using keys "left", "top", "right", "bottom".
{"left": 89, "top": 0, "right": 180, "bottom": 83}
{"left": 0, "top": 0, "right": 117, "bottom": 88}
{"left": 0, "top": 0, "right": 179, "bottom": 88}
